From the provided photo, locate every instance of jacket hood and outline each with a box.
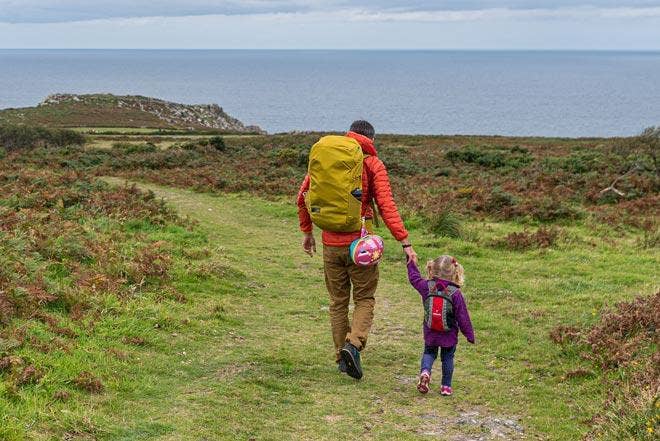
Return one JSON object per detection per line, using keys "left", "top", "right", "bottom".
{"left": 433, "top": 278, "right": 461, "bottom": 289}
{"left": 346, "top": 131, "right": 378, "bottom": 156}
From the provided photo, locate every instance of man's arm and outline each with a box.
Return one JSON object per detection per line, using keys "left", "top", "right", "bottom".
{"left": 368, "top": 158, "right": 418, "bottom": 263}
{"left": 296, "top": 174, "right": 312, "bottom": 233}
{"left": 296, "top": 175, "right": 316, "bottom": 256}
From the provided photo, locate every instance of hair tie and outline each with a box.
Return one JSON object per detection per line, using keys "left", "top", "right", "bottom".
{"left": 451, "top": 257, "right": 457, "bottom": 266}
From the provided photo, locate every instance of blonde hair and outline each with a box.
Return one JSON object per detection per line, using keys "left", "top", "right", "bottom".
{"left": 426, "top": 255, "right": 465, "bottom": 286}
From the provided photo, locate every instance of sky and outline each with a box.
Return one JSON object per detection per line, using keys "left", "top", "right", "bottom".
{"left": 0, "top": 1, "right": 659, "bottom": 49}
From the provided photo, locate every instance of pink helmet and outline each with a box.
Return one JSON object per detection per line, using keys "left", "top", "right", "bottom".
{"left": 349, "top": 234, "right": 384, "bottom": 266}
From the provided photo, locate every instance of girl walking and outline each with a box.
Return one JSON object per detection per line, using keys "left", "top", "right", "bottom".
{"left": 407, "top": 255, "right": 475, "bottom": 395}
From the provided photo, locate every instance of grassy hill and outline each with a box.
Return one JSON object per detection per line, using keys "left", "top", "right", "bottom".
{"left": 0, "top": 126, "right": 658, "bottom": 440}
{"left": 0, "top": 94, "right": 264, "bottom": 133}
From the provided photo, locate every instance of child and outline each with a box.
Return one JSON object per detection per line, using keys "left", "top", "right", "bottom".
{"left": 407, "top": 255, "right": 475, "bottom": 395}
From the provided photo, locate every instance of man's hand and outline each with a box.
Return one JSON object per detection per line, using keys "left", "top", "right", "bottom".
{"left": 400, "top": 238, "right": 418, "bottom": 265}
{"left": 302, "top": 232, "right": 316, "bottom": 257}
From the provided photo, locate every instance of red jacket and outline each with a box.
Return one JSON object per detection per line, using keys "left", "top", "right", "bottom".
{"left": 296, "top": 131, "right": 409, "bottom": 247}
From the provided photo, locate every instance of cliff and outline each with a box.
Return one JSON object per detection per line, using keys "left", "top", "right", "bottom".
{"left": 0, "top": 94, "right": 265, "bottom": 133}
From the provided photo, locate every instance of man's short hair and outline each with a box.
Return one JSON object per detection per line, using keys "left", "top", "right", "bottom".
{"left": 350, "top": 120, "right": 375, "bottom": 140}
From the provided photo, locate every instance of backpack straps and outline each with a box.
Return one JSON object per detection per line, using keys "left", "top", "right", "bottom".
{"left": 428, "top": 280, "right": 456, "bottom": 304}
{"left": 442, "top": 285, "right": 457, "bottom": 304}
{"left": 369, "top": 200, "right": 381, "bottom": 228}
{"left": 363, "top": 155, "right": 381, "bottom": 228}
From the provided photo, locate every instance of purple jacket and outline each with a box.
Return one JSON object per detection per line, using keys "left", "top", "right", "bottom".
{"left": 407, "top": 260, "right": 475, "bottom": 348}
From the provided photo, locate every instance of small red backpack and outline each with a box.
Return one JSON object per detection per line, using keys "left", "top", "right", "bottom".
{"left": 423, "top": 281, "right": 457, "bottom": 332}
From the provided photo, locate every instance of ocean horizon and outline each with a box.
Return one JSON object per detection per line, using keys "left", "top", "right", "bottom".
{"left": 2, "top": 49, "right": 659, "bottom": 137}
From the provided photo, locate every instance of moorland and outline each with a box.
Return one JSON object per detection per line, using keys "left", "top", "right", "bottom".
{"left": 0, "top": 115, "right": 657, "bottom": 440}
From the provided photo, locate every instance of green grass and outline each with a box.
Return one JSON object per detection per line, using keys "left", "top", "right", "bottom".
{"left": 3, "top": 178, "right": 656, "bottom": 440}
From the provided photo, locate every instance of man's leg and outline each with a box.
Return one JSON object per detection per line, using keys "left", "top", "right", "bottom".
{"left": 323, "top": 245, "right": 351, "bottom": 363}
{"left": 346, "top": 262, "right": 378, "bottom": 350}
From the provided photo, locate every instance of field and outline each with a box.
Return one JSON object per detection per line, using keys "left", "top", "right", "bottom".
{"left": 0, "top": 126, "right": 658, "bottom": 440}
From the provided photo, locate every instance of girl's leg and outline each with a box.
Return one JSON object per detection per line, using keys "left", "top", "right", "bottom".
{"left": 440, "top": 346, "right": 457, "bottom": 387}
{"left": 418, "top": 345, "right": 437, "bottom": 393}
{"left": 420, "top": 345, "right": 438, "bottom": 375}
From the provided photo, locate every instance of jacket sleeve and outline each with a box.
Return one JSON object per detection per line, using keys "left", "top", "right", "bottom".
{"left": 367, "top": 157, "right": 409, "bottom": 241}
{"left": 453, "top": 292, "right": 475, "bottom": 344}
{"left": 296, "top": 175, "right": 313, "bottom": 233}
{"left": 407, "top": 260, "right": 429, "bottom": 300}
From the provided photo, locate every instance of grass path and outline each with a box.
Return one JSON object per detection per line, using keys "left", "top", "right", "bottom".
{"left": 85, "top": 178, "right": 657, "bottom": 440}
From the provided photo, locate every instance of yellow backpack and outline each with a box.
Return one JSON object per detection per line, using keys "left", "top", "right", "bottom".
{"left": 305, "top": 135, "right": 364, "bottom": 232}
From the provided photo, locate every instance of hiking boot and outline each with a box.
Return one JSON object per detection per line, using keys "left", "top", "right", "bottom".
{"left": 440, "top": 385, "right": 453, "bottom": 396}
{"left": 337, "top": 358, "right": 347, "bottom": 373}
{"left": 417, "top": 371, "right": 430, "bottom": 394}
{"left": 340, "top": 342, "right": 363, "bottom": 380}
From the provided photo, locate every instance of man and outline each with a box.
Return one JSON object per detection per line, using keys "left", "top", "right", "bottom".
{"left": 296, "top": 120, "right": 417, "bottom": 379}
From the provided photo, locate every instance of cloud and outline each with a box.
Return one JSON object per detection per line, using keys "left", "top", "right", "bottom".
{"left": 344, "top": 6, "right": 660, "bottom": 22}
{"left": 2, "top": 0, "right": 660, "bottom": 23}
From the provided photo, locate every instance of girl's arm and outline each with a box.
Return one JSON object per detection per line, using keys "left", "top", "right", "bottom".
{"left": 407, "top": 260, "right": 429, "bottom": 298}
{"left": 453, "top": 292, "right": 475, "bottom": 344}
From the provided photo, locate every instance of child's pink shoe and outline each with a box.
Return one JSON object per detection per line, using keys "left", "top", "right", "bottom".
{"left": 417, "top": 371, "right": 430, "bottom": 394}
{"left": 440, "top": 385, "right": 453, "bottom": 396}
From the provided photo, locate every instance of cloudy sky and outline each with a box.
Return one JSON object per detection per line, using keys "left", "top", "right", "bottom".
{"left": 1, "top": 1, "right": 659, "bottom": 49}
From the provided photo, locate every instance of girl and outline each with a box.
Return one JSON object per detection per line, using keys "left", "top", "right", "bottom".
{"left": 407, "top": 255, "right": 475, "bottom": 395}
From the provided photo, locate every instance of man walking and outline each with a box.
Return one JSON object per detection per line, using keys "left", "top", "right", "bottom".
{"left": 296, "top": 120, "right": 417, "bottom": 379}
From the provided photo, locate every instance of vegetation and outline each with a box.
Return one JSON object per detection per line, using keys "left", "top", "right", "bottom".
{"left": 0, "top": 125, "right": 657, "bottom": 439}
{"left": 550, "top": 292, "right": 659, "bottom": 439}
{"left": 0, "top": 125, "right": 85, "bottom": 151}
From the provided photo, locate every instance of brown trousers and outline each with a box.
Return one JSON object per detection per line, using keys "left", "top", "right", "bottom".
{"left": 323, "top": 245, "right": 379, "bottom": 361}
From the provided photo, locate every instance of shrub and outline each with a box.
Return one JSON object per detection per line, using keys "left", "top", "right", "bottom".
{"left": 208, "top": 136, "right": 226, "bottom": 151}
{"left": 273, "top": 148, "right": 299, "bottom": 166}
{"left": 380, "top": 147, "right": 419, "bottom": 176}
{"left": 434, "top": 168, "right": 451, "bottom": 177}
{"left": 485, "top": 187, "right": 518, "bottom": 213}
{"left": 551, "top": 292, "right": 660, "bottom": 440}
{"left": 541, "top": 151, "right": 602, "bottom": 174}
{"left": 428, "top": 211, "right": 462, "bottom": 238}
{"left": 615, "top": 126, "right": 659, "bottom": 177}
{"left": 446, "top": 145, "right": 532, "bottom": 169}
{"left": 524, "top": 197, "right": 580, "bottom": 222}
{"left": 112, "top": 142, "right": 158, "bottom": 154}
{"left": 0, "top": 125, "right": 85, "bottom": 151}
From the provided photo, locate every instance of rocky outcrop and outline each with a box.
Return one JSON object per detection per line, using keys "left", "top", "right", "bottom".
{"left": 39, "top": 94, "right": 264, "bottom": 133}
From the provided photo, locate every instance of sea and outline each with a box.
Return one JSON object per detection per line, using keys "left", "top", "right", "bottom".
{"left": 1, "top": 49, "right": 659, "bottom": 137}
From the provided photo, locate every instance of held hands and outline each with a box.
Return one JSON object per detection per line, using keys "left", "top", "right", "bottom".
{"left": 400, "top": 239, "right": 418, "bottom": 265}
{"left": 302, "top": 232, "right": 316, "bottom": 257}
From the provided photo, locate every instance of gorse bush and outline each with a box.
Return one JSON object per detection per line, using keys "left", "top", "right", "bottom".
{"left": 380, "top": 146, "right": 420, "bottom": 176}
{"left": 484, "top": 187, "right": 518, "bottom": 214}
{"left": 112, "top": 141, "right": 158, "bottom": 154}
{"left": 445, "top": 145, "right": 533, "bottom": 169}
{"left": 0, "top": 125, "right": 85, "bottom": 151}
{"left": 208, "top": 136, "right": 226, "bottom": 151}
{"left": 541, "top": 150, "right": 602, "bottom": 174}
